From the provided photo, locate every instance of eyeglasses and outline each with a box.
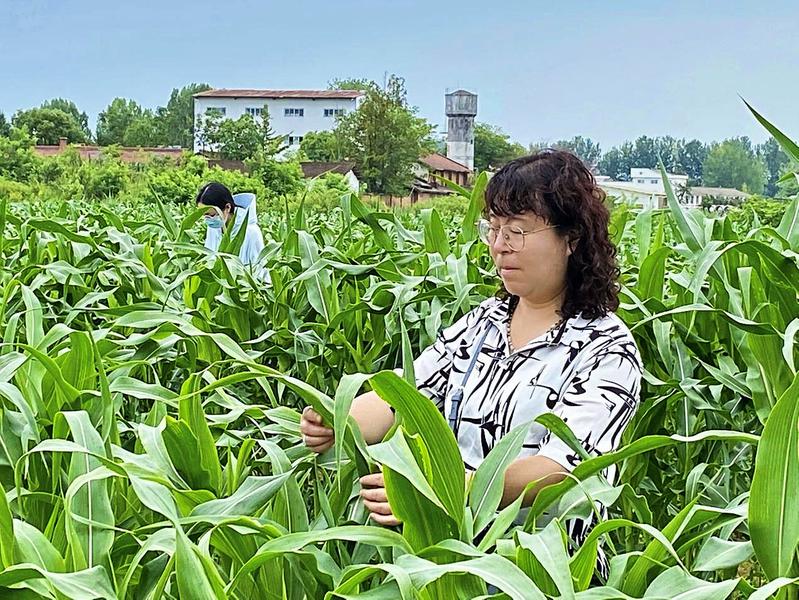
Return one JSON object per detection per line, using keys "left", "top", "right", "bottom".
{"left": 476, "top": 219, "right": 558, "bottom": 252}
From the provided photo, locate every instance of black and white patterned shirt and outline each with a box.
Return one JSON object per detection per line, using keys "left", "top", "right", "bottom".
{"left": 413, "top": 295, "right": 642, "bottom": 549}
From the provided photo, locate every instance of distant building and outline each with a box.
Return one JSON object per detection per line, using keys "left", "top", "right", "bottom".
{"left": 597, "top": 181, "right": 667, "bottom": 210}
{"left": 445, "top": 90, "right": 477, "bottom": 170}
{"left": 193, "top": 89, "right": 365, "bottom": 153}
{"left": 685, "top": 187, "right": 750, "bottom": 208}
{"left": 597, "top": 167, "right": 748, "bottom": 210}
{"left": 629, "top": 167, "right": 689, "bottom": 190}
{"left": 407, "top": 152, "right": 471, "bottom": 204}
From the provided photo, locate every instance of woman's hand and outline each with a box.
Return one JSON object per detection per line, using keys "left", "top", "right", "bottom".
{"left": 359, "top": 472, "right": 401, "bottom": 527}
{"left": 300, "top": 407, "right": 334, "bottom": 453}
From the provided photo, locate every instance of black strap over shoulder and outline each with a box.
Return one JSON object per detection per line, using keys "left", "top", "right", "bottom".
{"left": 447, "top": 326, "right": 492, "bottom": 431}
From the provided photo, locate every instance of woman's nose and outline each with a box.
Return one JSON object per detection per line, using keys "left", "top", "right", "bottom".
{"left": 492, "top": 231, "right": 511, "bottom": 252}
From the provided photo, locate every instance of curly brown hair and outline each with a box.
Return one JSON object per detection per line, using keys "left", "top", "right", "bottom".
{"left": 483, "top": 149, "right": 619, "bottom": 320}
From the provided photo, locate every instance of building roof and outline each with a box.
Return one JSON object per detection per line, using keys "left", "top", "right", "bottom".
{"left": 420, "top": 153, "right": 471, "bottom": 173}
{"left": 630, "top": 167, "right": 687, "bottom": 179}
{"left": 300, "top": 161, "right": 357, "bottom": 178}
{"left": 689, "top": 186, "right": 749, "bottom": 198}
{"left": 598, "top": 181, "right": 666, "bottom": 196}
{"left": 412, "top": 177, "right": 454, "bottom": 195}
{"left": 194, "top": 89, "right": 364, "bottom": 100}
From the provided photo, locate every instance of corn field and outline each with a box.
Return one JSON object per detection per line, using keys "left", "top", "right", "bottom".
{"left": 0, "top": 106, "right": 796, "bottom": 599}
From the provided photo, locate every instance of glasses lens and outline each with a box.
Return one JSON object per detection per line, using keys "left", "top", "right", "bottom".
{"left": 477, "top": 220, "right": 492, "bottom": 244}
{"left": 505, "top": 226, "right": 524, "bottom": 251}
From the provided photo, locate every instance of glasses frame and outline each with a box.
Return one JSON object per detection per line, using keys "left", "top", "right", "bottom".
{"left": 476, "top": 219, "right": 559, "bottom": 252}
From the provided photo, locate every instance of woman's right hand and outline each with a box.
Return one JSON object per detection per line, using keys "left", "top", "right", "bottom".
{"left": 300, "top": 407, "right": 334, "bottom": 453}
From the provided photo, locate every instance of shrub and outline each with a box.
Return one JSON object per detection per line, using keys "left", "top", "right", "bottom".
{"left": 726, "top": 195, "right": 789, "bottom": 230}
{"left": 0, "top": 176, "right": 34, "bottom": 202}
{"left": 0, "top": 128, "right": 40, "bottom": 183}
{"left": 77, "top": 152, "right": 131, "bottom": 200}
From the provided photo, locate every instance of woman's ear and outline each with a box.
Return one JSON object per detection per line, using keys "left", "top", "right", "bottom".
{"left": 567, "top": 236, "right": 579, "bottom": 256}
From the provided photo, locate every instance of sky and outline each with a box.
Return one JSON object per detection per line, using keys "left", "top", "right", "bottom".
{"left": 2, "top": 0, "right": 798, "bottom": 150}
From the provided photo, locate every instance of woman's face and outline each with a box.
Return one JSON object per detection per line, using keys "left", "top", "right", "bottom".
{"left": 200, "top": 203, "right": 232, "bottom": 223}
{"left": 487, "top": 211, "right": 572, "bottom": 302}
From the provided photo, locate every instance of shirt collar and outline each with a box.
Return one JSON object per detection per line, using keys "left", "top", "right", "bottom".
{"left": 484, "top": 295, "right": 586, "bottom": 350}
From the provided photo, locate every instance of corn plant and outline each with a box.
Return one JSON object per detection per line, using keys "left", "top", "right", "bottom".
{"left": 0, "top": 106, "right": 795, "bottom": 598}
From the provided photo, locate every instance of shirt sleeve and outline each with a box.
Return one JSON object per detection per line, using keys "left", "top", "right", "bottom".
{"left": 535, "top": 335, "right": 642, "bottom": 471}
{"left": 241, "top": 225, "right": 265, "bottom": 266}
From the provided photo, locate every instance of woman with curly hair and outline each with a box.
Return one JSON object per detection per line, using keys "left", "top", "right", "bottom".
{"left": 301, "top": 149, "right": 642, "bottom": 573}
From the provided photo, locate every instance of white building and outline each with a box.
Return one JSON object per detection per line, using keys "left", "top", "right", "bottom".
{"left": 598, "top": 181, "right": 667, "bottom": 211}
{"left": 629, "top": 167, "right": 690, "bottom": 191}
{"left": 193, "top": 89, "right": 365, "bottom": 153}
{"left": 598, "top": 168, "right": 748, "bottom": 211}
{"left": 598, "top": 168, "right": 689, "bottom": 210}
{"left": 684, "top": 186, "right": 749, "bottom": 209}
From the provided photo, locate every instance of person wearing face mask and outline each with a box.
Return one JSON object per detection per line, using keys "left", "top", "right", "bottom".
{"left": 300, "top": 150, "right": 642, "bottom": 579}
{"left": 195, "top": 182, "right": 266, "bottom": 271}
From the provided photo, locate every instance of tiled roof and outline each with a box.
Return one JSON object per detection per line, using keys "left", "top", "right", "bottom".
{"left": 690, "top": 187, "right": 749, "bottom": 198}
{"left": 420, "top": 153, "right": 471, "bottom": 173}
{"left": 194, "top": 89, "right": 364, "bottom": 99}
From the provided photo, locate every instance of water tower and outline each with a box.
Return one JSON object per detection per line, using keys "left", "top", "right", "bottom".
{"left": 445, "top": 90, "right": 477, "bottom": 170}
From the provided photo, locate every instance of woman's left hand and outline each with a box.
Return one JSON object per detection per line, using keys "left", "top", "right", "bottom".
{"left": 359, "top": 472, "right": 401, "bottom": 526}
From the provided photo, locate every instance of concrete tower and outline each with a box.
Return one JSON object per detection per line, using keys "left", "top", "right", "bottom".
{"left": 445, "top": 90, "right": 477, "bottom": 170}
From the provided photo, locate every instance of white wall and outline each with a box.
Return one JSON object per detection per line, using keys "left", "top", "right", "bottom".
{"left": 446, "top": 140, "right": 474, "bottom": 170}
{"left": 629, "top": 168, "right": 689, "bottom": 190}
{"left": 599, "top": 184, "right": 663, "bottom": 210}
{"left": 194, "top": 96, "right": 361, "bottom": 153}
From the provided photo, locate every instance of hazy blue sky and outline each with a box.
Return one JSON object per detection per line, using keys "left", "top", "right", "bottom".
{"left": 2, "top": 0, "right": 797, "bottom": 149}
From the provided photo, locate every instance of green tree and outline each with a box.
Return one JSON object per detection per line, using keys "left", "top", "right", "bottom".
{"left": 200, "top": 107, "right": 284, "bottom": 161}
{"left": 328, "top": 78, "right": 375, "bottom": 92}
{"left": 334, "top": 74, "right": 434, "bottom": 195}
{"left": 0, "top": 113, "right": 10, "bottom": 137}
{"left": 598, "top": 137, "right": 706, "bottom": 182}
{"left": 300, "top": 131, "right": 342, "bottom": 161}
{"left": 676, "top": 139, "right": 708, "bottom": 184}
{"left": 96, "top": 98, "right": 145, "bottom": 146}
{"left": 40, "top": 98, "right": 91, "bottom": 139}
{"left": 757, "top": 137, "right": 789, "bottom": 197}
{"left": 247, "top": 154, "right": 304, "bottom": 197}
{"left": 552, "top": 136, "right": 601, "bottom": 167}
{"left": 122, "top": 110, "right": 165, "bottom": 147}
{"left": 473, "top": 122, "right": 526, "bottom": 172}
{"left": 0, "top": 127, "right": 40, "bottom": 181}
{"left": 652, "top": 136, "right": 681, "bottom": 172}
{"left": 628, "top": 136, "right": 658, "bottom": 170}
{"left": 598, "top": 142, "right": 634, "bottom": 180}
{"left": 160, "top": 82, "right": 211, "bottom": 148}
{"left": 12, "top": 107, "right": 88, "bottom": 145}
{"left": 702, "top": 137, "right": 765, "bottom": 193}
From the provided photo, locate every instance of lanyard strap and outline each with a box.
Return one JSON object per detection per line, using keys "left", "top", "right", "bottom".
{"left": 447, "top": 326, "right": 492, "bottom": 431}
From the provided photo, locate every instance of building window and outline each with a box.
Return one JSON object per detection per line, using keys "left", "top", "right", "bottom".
{"left": 284, "top": 108, "right": 304, "bottom": 117}
{"left": 288, "top": 135, "right": 304, "bottom": 146}
{"left": 245, "top": 107, "right": 263, "bottom": 117}
{"left": 205, "top": 107, "right": 226, "bottom": 116}
{"left": 651, "top": 179, "right": 658, "bottom": 184}
{"left": 324, "top": 108, "right": 346, "bottom": 117}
